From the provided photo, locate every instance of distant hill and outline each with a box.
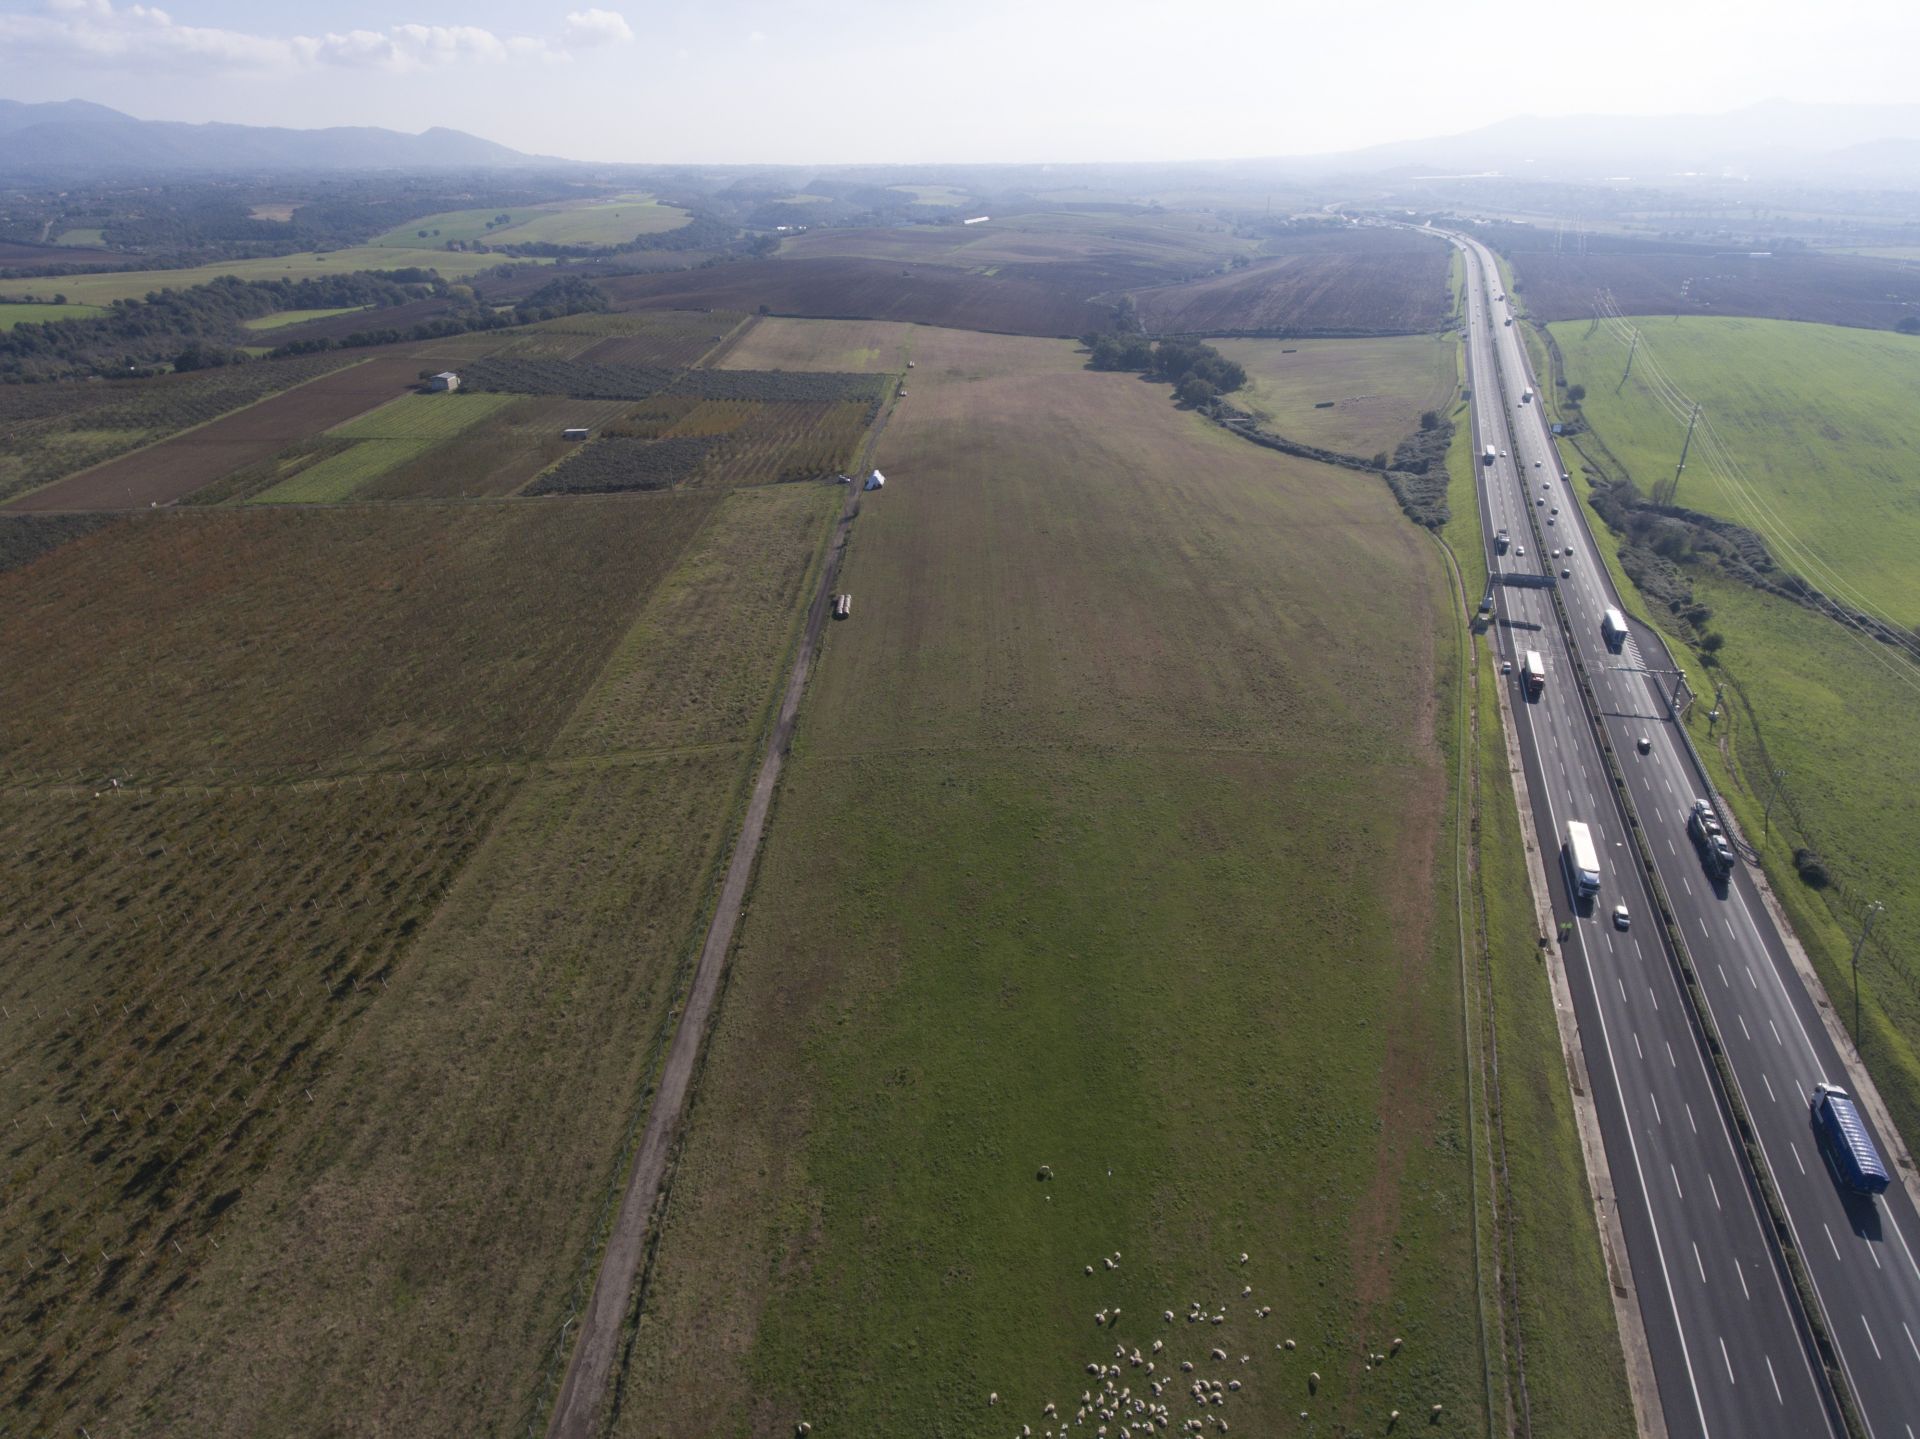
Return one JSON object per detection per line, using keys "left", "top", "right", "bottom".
{"left": 0, "top": 99, "right": 544, "bottom": 176}
{"left": 1294, "top": 99, "right": 1920, "bottom": 185}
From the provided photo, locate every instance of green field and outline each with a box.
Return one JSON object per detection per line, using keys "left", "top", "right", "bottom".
{"left": 241, "top": 305, "right": 369, "bottom": 331}
{"left": 53, "top": 227, "right": 106, "bottom": 246}
{"left": 0, "top": 301, "right": 110, "bottom": 329}
{"left": 251, "top": 392, "right": 515, "bottom": 504}
{"left": 0, "top": 247, "right": 532, "bottom": 306}
{"left": 1548, "top": 316, "right": 1920, "bottom": 1156}
{"left": 372, "top": 193, "right": 690, "bottom": 250}
{"left": 1553, "top": 316, "right": 1920, "bottom": 624}
{"left": 620, "top": 325, "right": 1495, "bottom": 1435}
{"left": 1210, "top": 333, "right": 1460, "bottom": 459}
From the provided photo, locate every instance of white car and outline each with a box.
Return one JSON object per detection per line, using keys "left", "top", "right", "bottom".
{"left": 1560, "top": 567, "right": 1571, "bottom": 578}
{"left": 1612, "top": 905, "right": 1631, "bottom": 931}
{"left": 1515, "top": 546, "right": 1526, "bottom": 557}
{"left": 1500, "top": 449, "right": 1508, "bottom": 458}
{"left": 1501, "top": 660, "right": 1513, "bottom": 674}
{"left": 1533, "top": 459, "right": 1542, "bottom": 468}
{"left": 1536, "top": 496, "right": 1545, "bottom": 506}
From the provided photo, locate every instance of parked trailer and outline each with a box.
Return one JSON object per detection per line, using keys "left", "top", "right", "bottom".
{"left": 1601, "top": 608, "right": 1629, "bottom": 652}
{"left": 1564, "top": 820, "right": 1601, "bottom": 899}
{"left": 1812, "top": 1083, "right": 1890, "bottom": 1194}
{"left": 832, "top": 593, "right": 852, "bottom": 621}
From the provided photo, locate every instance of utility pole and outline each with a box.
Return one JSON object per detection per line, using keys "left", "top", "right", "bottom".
{"left": 1763, "top": 767, "right": 1787, "bottom": 842}
{"left": 1851, "top": 901, "right": 1884, "bottom": 1048}
{"left": 1669, "top": 403, "right": 1700, "bottom": 504}
{"left": 1621, "top": 330, "right": 1638, "bottom": 384}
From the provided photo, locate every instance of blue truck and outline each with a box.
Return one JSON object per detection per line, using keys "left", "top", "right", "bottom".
{"left": 1812, "top": 1082, "right": 1891, "bottom": 1195}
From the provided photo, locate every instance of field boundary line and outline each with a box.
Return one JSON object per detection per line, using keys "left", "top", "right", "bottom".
{"left": 542, "top": 478, "right": 862, "bottom": 1439}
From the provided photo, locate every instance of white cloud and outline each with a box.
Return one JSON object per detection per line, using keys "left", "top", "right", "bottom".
{"left": 563, "top": 9, "right": 634, "bottom": 49}
{"left": 747, "top": 29, "right": 769, "bottom": 44}
{"left": 0, "top": 1, "right": 632, "bottom": 75}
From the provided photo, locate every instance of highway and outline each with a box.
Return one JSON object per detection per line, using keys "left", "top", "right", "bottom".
{"left": 1457, "top": 231, "right": 1920, "bottom": 1439}
{"left": 1453, "top": 233, "right": 1865, "bottom": 1438}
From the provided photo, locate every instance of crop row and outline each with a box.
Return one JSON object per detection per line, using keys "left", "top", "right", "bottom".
{"left": 459, "top": 355, "right": 883, "bottom": 405}
{"left": 527, "top": 435, "right": 715, "bottom": 494}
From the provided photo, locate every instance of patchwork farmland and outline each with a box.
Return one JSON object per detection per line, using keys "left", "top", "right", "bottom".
{"left": 2, "top": 211, "right": 1632, "bottom": 1439}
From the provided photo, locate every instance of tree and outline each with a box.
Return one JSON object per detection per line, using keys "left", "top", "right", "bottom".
{"left": 1699, "top": 631, "right": 1726, "bottom": 653}
{"left": 1419, "top": 409, "right": 1440, "bottom": 431}
{"left": 1898, "top": 316, "right": 1920, "bottom": 335}
{"left": 1566, "top": 383, "right": 1587, "bottom": 404}
{"left": 1176, "top": 374, "right": 1217, "bottom": 408}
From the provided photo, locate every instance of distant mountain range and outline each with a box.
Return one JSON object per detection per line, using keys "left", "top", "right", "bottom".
{"left": 0, "top": 99, "right": 542, "bottom": 175}
{"left": 1301, "top": 99, "right": 1920, "bottom": 185}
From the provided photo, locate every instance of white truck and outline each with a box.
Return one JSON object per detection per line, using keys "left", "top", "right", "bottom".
{"left": 1565, "top": 821, "right": 1601, "bottom": 899}
{"left": 1601, "top": 608, "right": 1628, "bottom": 653}
{"left": 1521, "top": 386, "right": 1534, "bottom": 404}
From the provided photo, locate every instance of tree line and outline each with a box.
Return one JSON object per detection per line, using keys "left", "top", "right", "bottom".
{"left": 1083, "top": 333, "right": 1248, "bottom": 406}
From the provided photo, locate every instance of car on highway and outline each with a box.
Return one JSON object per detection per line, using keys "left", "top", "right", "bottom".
{"left": 1536, "top": 496, "right": 1545, "bottom": 506}
{"left": 1534, "top": 459, "right": 1542, "bottom": 468}
{"left": 1551, "top": 506, "right": 1560, "bottom": 515}
{"left": 1613, "top": 905, "right": 1631, "bottom": 930}
{"left": 1561, "top": 567, "right": 1571, "bottom": 577}
{"left": 1515, "top": 546, "right": 1525, "bottom": 557}
{"left": 1500, "top": 449, "right": 1508, "bottom": 458}
{"left": 1637, "top": 735, "right": 1652, "bottom": 754}
{"left": 1501, "top": 660, "right": 1512, "bottom": 675}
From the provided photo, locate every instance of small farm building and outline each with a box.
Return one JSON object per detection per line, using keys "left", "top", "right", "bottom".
{"left": 562, "top": 426, "right": 591, "bottom": 441}
{"left": 427, "top": 371, "right": 461, "bottom": 392}
{"left": 864, "top": 469, "right": 886, "bottom": 491}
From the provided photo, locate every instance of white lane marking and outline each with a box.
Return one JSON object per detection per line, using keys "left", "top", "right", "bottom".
{"left": 1694, "top": 1242, "right": 1708, "bottom": 1283}
{"left": 1649, "top": 985, "right": 1660, "bottom": 1013}
{"left": 1863, "top": 1314, "right": 1883, "bottom": 1361}
{"left": 1791, "top": 1142, "right": 1806, "bottom": 1175}
{"left": 1666, "top": 1041, "right": 1678, "bottom": 1068}
{"left": 1891, "top": 1216, "right": 1920, "bottom": 1285}
{"left": 1667, "top": 837, "right": 1676, "bottom": 855}
{"left": 1869, "top": 1240, "right": 1882, "bottom": 1271}
{"left": 1737, "top": 1260, "right": 1751, "bottom": 1300}
{"left": 1726, "top": 918, "right": 1738, "bottom": 941}
{"left": 1686, "top": 1102, "right": 1698, "bottom": 1133}
{"left": 1652, "top": 1092, "right": 1664, "bottom": 1125}
{"left": 1767, "top": 1354, "right": 1783, "bottom": 1403}
{"left": 1618, "top": 977, "right": 1628, "bottom": 1003}
{"left": 1762, "top": 1073, "right": 1777, "bottom": 1104}
{"left": 1739, "top": 1013, "right": 1752, "bottom": 1041}
{"left": 1746, "top": 965, "right": 1757, "bottom": 989}
{"left": 1708, "top": 1172, "right": 1722, "bottom": 1211}
{"left": 1671, "top": 1163, "right": 1684, "bottom": 1199}
{"left": 1769, "top": 1019, "right": 1783, "bottom": 1046}
{"left": 1903, "top": 1321, "right": 1919, "bottom": 1362}
{"left": 1825, "top": 1224, "right": 1842, "bottom": 1261}
{"left": 1721, "top": 1335, "right": 1736, "bottom": 1385}
{"left": 1634, "top": 1032, "right": 1643, "bottom": 1059}
{"left": 1718, "top": 963, "right": 1729, "bottom": 987}
{"left": 1684, "top": 875, "right": 1694, "bottom": 896}
{"left": 1698, "top": 916, "right": 1710, "bottom": 938}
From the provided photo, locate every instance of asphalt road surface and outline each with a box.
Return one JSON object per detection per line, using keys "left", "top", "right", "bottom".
{"left": 1453, "top": 233, "right": 1874, "bottom": 1439}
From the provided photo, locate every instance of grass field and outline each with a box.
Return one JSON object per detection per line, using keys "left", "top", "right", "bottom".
{"left": 887, "top": 183, "right": 973, "bottom": 204}
{"left": 0, "top": 247, "right": 533, "bottom": 306}
{"left": 41, "top": 483, "right": 842, "bottom": 1437}
{"left": 53, "top": 227, "right": 107, "bottom": 246}
{"left": 240, "top": 305, "right": 369, "bottom": 331}
{"left": 716, "top": 315, "right": 919, "bottom": 372}
{"left": 372, "top": 193, "right": 689, "bottom": 250}
{"left": 250, "top": 391, "right": 515, "bottom": 503}
{"left": 0, "top": 300, "right": 109, "bottom": 329}
{"left": 1210, "top": 333, "right": 1459, "bottom": 458}
{"left": 358, "top": 395, "right": 635, "bottom": 500}
{"left": 617, "top": 325, "right": 1492, "bottom": 1436}
{"left": 1554, "top": 316, "right": 1920, "bottom": 624}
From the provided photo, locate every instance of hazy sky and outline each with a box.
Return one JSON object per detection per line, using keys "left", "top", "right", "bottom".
{"left": 1, "top": 0, "right": 1916, "bottom": 164}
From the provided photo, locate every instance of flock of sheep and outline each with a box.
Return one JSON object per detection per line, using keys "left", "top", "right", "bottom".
{"left": 794, "top": 1248, "right": 1446, "bottom": 1436}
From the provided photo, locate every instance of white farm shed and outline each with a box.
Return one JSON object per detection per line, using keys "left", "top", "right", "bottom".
{"left": 864, "top": 469, "right": 886, "bottom": 491}
{"left": 427, "top": 371, "right": 461, "bottom": 392}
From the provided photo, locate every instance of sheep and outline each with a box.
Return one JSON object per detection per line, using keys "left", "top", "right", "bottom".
{"left": 1164, "top": 1310, "right": 1175, "bottom": 1323}
{"left": 1308, "top": 1373, "right": 1320, "bottom": 1392}
{"left": 1391, "top": 1336, "right": 1404, "bottom": 1352}
{"left": 1105, "top": 1257, "right": 1117, "bottom": 1271}
{"left": 1097, "top": 1311, "right": 1109, "bottom": 1327}
{"left": 1151, "top": 1339, "right": 1164, "bottom": 1353}
{"left": 1283, "top": 1338, "right": 1296, "bottom": 1350}
{"left": 1238, "top": 1253, "right": 1248, "bottom": 1264}
{"left": 991, "top": 1392, "right": 1000, "bottom": 1406}
{"left": 795, "top": 1426, "right": 811, "bottom": 1437}
{"left": 1181, "top": 1361, "right": 1194, "bottom": 1373}
{"left": 1241, "top": 1286, "right": 1251, "bottom": 1298}
{"left": 1227, "top": 1380, "right": 1240, "bottom": 1392}
{"left": 1210, "top": 1348, "right": 1226, "bottom": 1361}
{"left": 1087, "top": 1266, "right": 1095, "bottom": 1276}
